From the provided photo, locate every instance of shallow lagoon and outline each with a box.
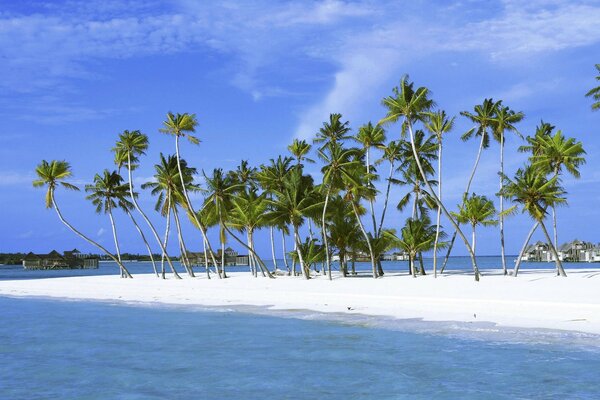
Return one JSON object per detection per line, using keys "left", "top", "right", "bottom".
{"left": 1, "top": 296, "right": 599, "bottom": 399}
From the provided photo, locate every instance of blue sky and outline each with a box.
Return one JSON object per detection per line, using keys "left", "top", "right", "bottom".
{"left": 1, "top": 0, "right": 599, "bottom": 257}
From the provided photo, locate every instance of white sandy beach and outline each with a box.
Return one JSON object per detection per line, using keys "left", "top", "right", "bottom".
{"left": 1, "top": 269, "right": 600, "bottom": 334}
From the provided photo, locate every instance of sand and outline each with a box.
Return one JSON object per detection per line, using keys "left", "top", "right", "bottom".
{"left": 1, "top": 268, "right": 599, "bottom": 334}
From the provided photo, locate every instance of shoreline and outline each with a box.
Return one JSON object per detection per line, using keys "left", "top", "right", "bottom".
{"left": 1, "top": 269, "right": 599, "bottom": 335}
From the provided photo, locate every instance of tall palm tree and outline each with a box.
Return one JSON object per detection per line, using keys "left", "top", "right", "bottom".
{"left": 424, "top": 110, "right": 454, "bottom": 277}
{"left": 379, "top": 76, "right": 482, "bottom": 280}
{"left": 439, "top": 98, "right": 500, "bottom": 272}
{"left": 313, "top": 113, "right": 352, "bottom": 150}
{"left": 267, "top": 167, "right": 320, "bottom": 279}
{"left": 374, "top": 140, "right": 402, "bottom": 236}
{"left": 492, "top": 105, "right": 524, "bottom": 275}
{"left": 85, "top": 170, "right": 134, "bottom": 278}
{"left": 326, "top": 196, "right": 359, "bottom": 277}
{"left": 500, "top": 165, "right": 568, "bottom": 276}
{"left": 113, "top": 130, "right": 180, "bottom": 279}
{"left": 452, "top": 194, "right": 498, "bottom": 259}
{"left": 288, "top": 139, "right": 314, "bottom": 167}
{"left": 318, "top": 142, "right": 362, "bottom": 280}
{"left": 33, "top": 160, "right": 132, "bottom": 278}
{"left": 142, "top": 154, "right": 200, "bottom": 278}
{"left": 586, "top": 64, "right": 600, "bottom": 110}
{"left": 355, "top": 122, "right": 386, "bottom": 233}
{"left": 159, "top": 112, "right": 220, "bottom": 274}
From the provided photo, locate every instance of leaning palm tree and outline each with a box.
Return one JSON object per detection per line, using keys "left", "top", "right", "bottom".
{"left": 500, "top": 165, "right": 568, "bottom": 276}
{"left": 585, "top": 64, "right": 600, "bottom": 110}
{"left": 439, "top": 98, "right": 500, "bottom": 273}
{"left": 451, "top": 194, "right": 498, "bottom": 259}
{"left": 379, "top": 76, "right": 482, "bottom": 280}
{"left": 85, "top": 170, "right": 134, "bottom": 278}
{"left": 113, "top": 130, "right": 180, "bottom": 279}
{"left": 33, "top": 160, "right": 132, "bottom": 278}
{"left": 424, "top": 110, "right": 454, "bottom": 277}
{"left": 159, "top": 112, "right": 220, "bottom": 273}
{"left": 355, "top": 122, "right": 386, "bottom": 233}
{"left": 491, "top": 105, "right": 524, "bottom": 275}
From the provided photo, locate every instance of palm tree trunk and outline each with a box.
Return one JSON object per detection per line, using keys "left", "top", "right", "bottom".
{"left": 441, "top": 132, "right": 487, "bottom": 274}
{"left": 126, "top": 209, "right": 158, "bottom": 277}
{"left": 221, "top": 224, "right": 274, "bottom": 278}
{"left": 293, "top": 226, "right": 309, "bottom": 279}
{"left": 514, "top": 221, "right": 539, "bottom": 277}
{"left": 366, "top": 147, "right": 378, "bottom": 233}
{"left": 161, "top": 204, "right": 171, "bottom": 280}
{"left": 270, "top": 226, "right": 278, "bottom": 271}
{"left": 250, "top": 232, "right": 266, "bottom": 277}
{"left": 126, "top": 154, "right": 180, "bottom": 279}
{"left": 433, "top": 139, "right": 442, "bottom": 278}
{"left": 107, "top": 206, "right": 125, "bottom": 278}
{"left": 352, "top": 202, "right": 377, "bottom": 278}
{"left": 247, "top": 231, "right": 256, "bottom": 276}
{"left": 539, "top": 221, "right": 567, "bottom": 277}
{"left": 307, "top": 219, "right": 315, "bottom": 241}
{"left": 203, "top": 237, "right": 211, "bottom": 279}
{"left": 220, "top": 224, "right": 226, "bottom": 278}
{"left": 407, "top": 122, "right": 481, "bottom": 280}
{"left": 377, "top": 161, "right": 395, "bottom": 236}
{"left": 281, "top": 229, "right": 290, "bottom": 275}
{"left": 418, "top": 252, "right": 426, "bottom": 276}
{"left": 322, "top": 187, "right": 332, "bottom": 280}
{"left": 51, "top": 193, "right": 132, "bottom": 278}
{"left": 499, "top": 138, "right": 507, "bottom": 275}
{"left": 472, "top": 224, "right": 476, "bottom": 256}
{"left": 173, "top": 206, "right": 195, "bottom": 277}
{"left": 173, "top": 136, "right": 221, "bottom": 277}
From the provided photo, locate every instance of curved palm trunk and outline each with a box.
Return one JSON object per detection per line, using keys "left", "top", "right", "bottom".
{"left": 472, "top": 224, "right": 476, "bottom": 256}
{"left": 514, "top": 221, "right": 539, "bottom": 277}
{"left": 126, "top": 155, "right": 180, "bottom": 279}
{"left": 322, "top": 187, "right": 332, "bottom": 280}
{"left": 51, "top": 193, "right": 132, "bottom": 278}
{"left": 161, "top": 204, "right": 172, "bottom": 280}
{"left": 281, "top": 229, "right": 290, "bottom": 275}
{"left": 407, "top": 122, "right": 481, "bottom": 280}
{"left": 307, "top": 219, "right": 315, "bottom": 241}
{"left": 539, "top": 221, "right": 566, "bottom": 277}
{"left": 249, "top": 232, "right": 266, "bottom": 277}
{"left": 247, "top": 231, "right": 256, "bottom": 276}
{"left": 222, "top": 224, "right": 274, "bottom": 278}
{"left": 173, "top": 206, "right": 195, "bottom": 277}
{"left": 202, "top": 237, "right": 211, "bottom": 279}
{"left": 270, "top": 226, "right": 278, "bottom": 272}
{"left": 499, "top": 138, "right": 507, "bottom": 275}
{"left": 293, "top": 227, "right": 309, "bottom": 279}
{"left": 351, "top": 202, "right": 377, "bottom": 278}
{"left": 433, "top": 139, "right": 442, "bottom": 278}
{"left": 365, "top": 147, "right": 378, "bottom": 233}
{"left": 107, "top": 205, "right": 126, "bottom": 278}
{"left": 219, "top": 223, "right": 227, "bottom": 278}
{"left": 174, "top": 136, "right": 221, "bottom": 278}
{"left": 126, "top": 209, "right": 158, "bottom": 277}
{"left": 441, "top": 132, "right": 486, "bottom": 273}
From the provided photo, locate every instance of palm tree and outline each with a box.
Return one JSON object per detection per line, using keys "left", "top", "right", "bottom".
{"left": 113, "top": 130, "right": 180, "bottom": 279}
{"left": 355, "top": 122, "right": 386, "bottom": 233}
{"left": 396, "top": 218, "right": 437, "bottom": 277}
{"left": 374, "top": 140, "right": 402, "bottom": 236}
{"left": 500, "top": 165, "right": 568, "bottom": 276}
{"left": 439, "top": 98, "right": 500, "bottom": 272}
{"left": 491, "top": 105, "right": 524, "bottom": 275}
{"left": 586, "top": 64, "right": 600, "bottom": 110}
{"left": 267, "top": 167, "right": 320, "bottom": 279}
{"left": 33, "top": 160, "right": 132, "bottom": 278}
{"left": 423, "top": 110, "right": 454, "bottom": 277}
{"left": 142, "top": 154, "right": 200, "bottom": 278}
{"left": 452, "top": 194, "right": 498, "bottom": 259}
{"left": 318, "top": 142, "right": 362, "bottom": 280}
{"left": 313, "top": 113, "right": 352, "bottom": 149}
{"left": 527, "top": 130, "right": 586, "bottom": 265}
{"left": 85, "top": 170, "right": 134, "bottom": 278}
{"left": 379, "top": 76, "right": 482, "bottom": 280}
{"left": 159, "top": 112, "right": 220, "bottom": 274}
{"left": 326, "top": 196, "right": 359, "bottom": 276}
{"left": 288, "top": 139, "right": 314, "bottom": 167}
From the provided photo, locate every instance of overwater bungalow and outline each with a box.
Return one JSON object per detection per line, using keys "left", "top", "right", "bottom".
{"left": 186, "top": 247, "right": 250, "bottom": 266}
{"left": 22, "top": 249, "right": 99, "bottom": 270}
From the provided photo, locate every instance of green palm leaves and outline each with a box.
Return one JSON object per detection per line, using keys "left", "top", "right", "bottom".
{"left": 33, "top": 160, "right": 79, "bottom": 208}
{"left": 160, "top": 112, "right": 200, "bottom": 144}
{"left": 586, "top": 64, "right": 600, "bottom": 110}
{"left": 85, "top": 170, "right": 132, "bottom": 214}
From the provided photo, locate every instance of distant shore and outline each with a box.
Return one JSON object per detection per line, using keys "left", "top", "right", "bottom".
{"left": 1, "top": 269, "right": 599, "bottom": 334}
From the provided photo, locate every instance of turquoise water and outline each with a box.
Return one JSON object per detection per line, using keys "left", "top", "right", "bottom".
{"left": 0, "top": 256, "right": 596, "bottom": 280}
{"left": 1, "top": 296, "right": 599, "bottom": 399}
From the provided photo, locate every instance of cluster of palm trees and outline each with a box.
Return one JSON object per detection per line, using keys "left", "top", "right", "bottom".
{"left": 34, "top": 71, "right": 593, "bottom": 281}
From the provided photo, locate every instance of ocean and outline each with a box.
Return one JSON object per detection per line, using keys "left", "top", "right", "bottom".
{"left": 1, "top": 258, "right": 599, "bottom": 399}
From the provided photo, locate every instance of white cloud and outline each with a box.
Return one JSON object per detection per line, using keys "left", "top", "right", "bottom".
{"left": 0, "top": 171, "right": 34, "bottom": 186}
{"left": 97, "top": 227, "right": 106, "bottom": 237}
